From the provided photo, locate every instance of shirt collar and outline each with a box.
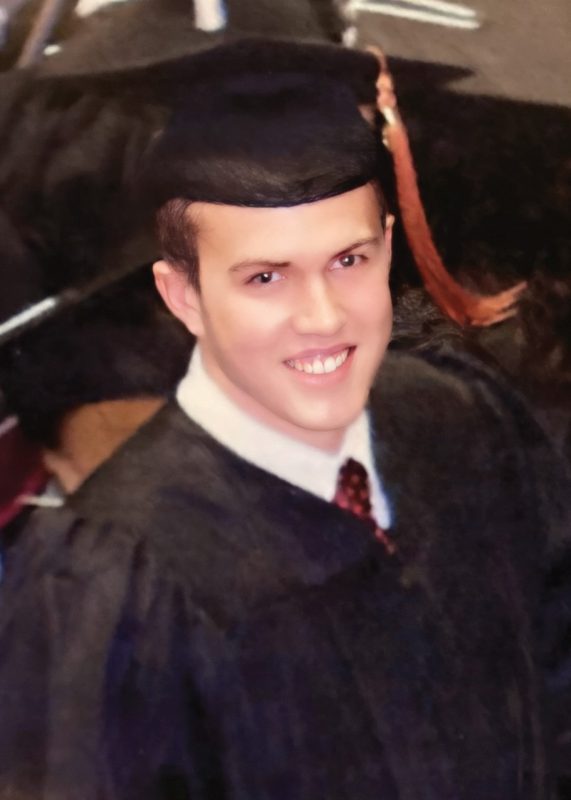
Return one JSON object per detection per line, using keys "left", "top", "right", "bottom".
{"left": 176, "top": 348, "right": 391, "bottom": 528}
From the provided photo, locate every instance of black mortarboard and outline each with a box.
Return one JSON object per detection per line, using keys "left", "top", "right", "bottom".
{"left": 145, "top": 52, "right": 383, "bottom": 211}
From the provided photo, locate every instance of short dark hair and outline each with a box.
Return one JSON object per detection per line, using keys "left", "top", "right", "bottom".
{"left": 156, "top": 198, "right": 199, "bottom": 288}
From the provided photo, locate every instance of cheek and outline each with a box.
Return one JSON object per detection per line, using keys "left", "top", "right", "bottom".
{"left": 376, "top": 287, "right": 393, "bottom": 332}
{"left": 201, "top": 285, "right": 285, "bottom": 357}
{"left": 349, "top": 272, "right": 392, "bottom": 333}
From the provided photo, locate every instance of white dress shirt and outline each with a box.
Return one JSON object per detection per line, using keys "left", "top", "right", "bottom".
{"left": 177, "top": 348, "right": 391, "bottom": 529}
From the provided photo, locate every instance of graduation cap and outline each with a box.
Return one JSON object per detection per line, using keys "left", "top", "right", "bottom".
{"left": 39, "top": 0, "right": 345, "bottom": 76}
{"left": 6, "top": 0, "right": 335, "bottom": 72}
{"left": 144, "top": 43, "right": 384, "bottom": 212}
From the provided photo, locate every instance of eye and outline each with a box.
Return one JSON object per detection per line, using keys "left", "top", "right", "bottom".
{"left": 247, "top": 271, "right": 283, "bottom": 286}
{"left": 334, "top": 253, "right": 366, "bottom": 270}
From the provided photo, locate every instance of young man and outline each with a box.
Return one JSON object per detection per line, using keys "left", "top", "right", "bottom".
{"left": 0, "top": 39, "right": 570, "bottom": 800}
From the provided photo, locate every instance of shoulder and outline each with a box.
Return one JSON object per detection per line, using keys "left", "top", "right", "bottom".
{"left": 0, "top": 403, "right": 262, "bottom": 616}
{"left": 375, "top": 346, "right": 540, "bottom": 434}
{"left": 371, "top": 348, "right": 511, "bottom": 454}
{"left": 0, "top": 402, "right": 271, "bottom": 629}
{"left": 0, "top": 503, "right": 142, "bottom": 603}
{"left": 377, "top": 345, "right": 569, "bottom": 488}
{"left": 0, "top": 496, "right": 225, "bottom": 664}
{"left": 0, "top": 505, "right": 154, "bottom": 679}
{"left": 0, "top": 402, "right": 200, "bottom": 607}
{"left": 0, "top": 402, "right": 202, "bottom": 606}
{"left": 375, "top": 348, "right": 571, "bottom": 556}
{"left": 67, "top": 401, "right": 202, "bottom": 525}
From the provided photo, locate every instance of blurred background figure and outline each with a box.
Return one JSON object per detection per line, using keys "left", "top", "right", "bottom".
{"left": 0, "top": 67, "right": 196, "bottom": 564}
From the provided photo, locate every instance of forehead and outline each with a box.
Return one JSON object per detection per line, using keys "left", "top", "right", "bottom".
{"left": 190, "top": 183, "right": 384, "bottom": 263}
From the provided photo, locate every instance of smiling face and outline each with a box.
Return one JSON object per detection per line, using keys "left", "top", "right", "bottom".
{"left": 154, "top": 183, "right": 393, "bottom": 451}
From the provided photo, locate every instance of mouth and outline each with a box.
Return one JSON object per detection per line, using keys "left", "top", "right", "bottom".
{"left": 284, "top": 346, "right": 355, "bottom": 376}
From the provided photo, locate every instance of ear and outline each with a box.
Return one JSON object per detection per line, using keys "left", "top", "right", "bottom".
{"left": 153, "top": 260, "right": 205, "bottom": 337}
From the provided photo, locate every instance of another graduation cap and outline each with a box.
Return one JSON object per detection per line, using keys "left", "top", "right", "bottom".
{"left": 38, "top": 0, "right": 345, "bottom": 76}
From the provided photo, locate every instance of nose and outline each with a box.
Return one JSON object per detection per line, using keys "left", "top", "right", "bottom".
{"left": 292, "top": 276, "right": 346, "bottom": 337}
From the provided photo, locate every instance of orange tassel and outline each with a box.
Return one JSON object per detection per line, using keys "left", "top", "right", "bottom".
{"left": 368, "top": 46, "right": 525, "bottom": 327}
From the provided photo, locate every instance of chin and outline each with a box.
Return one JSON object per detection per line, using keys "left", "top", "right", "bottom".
{"left": 287, "top": 404, "right": 363, "bottom": 436}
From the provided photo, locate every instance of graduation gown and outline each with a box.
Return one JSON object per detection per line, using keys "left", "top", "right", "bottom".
{"left": 0, "top": 350, "right": 570, "bottom": 800}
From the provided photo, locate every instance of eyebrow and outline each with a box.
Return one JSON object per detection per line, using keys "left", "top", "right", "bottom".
{"left": 229, "top": 258, "right": 291, "bottom": 274}
{"left": 334, "top": 236, "right": 380, "bottom": 257}
{"left": 228, "top": 236, "right": 381, "bottom": 274}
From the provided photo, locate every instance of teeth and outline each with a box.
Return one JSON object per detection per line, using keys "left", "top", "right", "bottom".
{"left": 287, "top": 348, "right": 350, "bottom": 375}
{"left": 323, "top": 356, "right": 336, "bottom": 374}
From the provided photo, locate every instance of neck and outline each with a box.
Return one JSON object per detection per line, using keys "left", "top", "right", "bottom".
{"left": 43, "top": 397, "right": 165, "bottom": 494}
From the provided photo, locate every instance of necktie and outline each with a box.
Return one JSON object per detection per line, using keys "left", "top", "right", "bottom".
{"left": 333, "top": 458, "right": 395, "bottom": 555}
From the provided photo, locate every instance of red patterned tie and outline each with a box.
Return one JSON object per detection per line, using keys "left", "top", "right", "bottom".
{"left": 333, "top": 458, "right": 395, "bottom": 555}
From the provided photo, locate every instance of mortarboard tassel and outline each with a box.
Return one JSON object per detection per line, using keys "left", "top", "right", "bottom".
{"left": 368, "top": 46, "right": 526, "bottom": 327}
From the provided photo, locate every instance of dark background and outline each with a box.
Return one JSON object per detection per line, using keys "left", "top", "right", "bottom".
{"left": 353, "top": 0, "right": 571, "bottom": 290}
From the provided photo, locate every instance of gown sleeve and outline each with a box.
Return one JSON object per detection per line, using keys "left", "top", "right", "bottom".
{"left": 0, "top": 506, "right": 222, "bottom": 800}
{"left": 532, "top": 439, "right": 571, "bottom": 797}
{"left": 423, "top": 346, "right": 571, "bottom": 797}
{"left": 473, "top": 354, "right": 571, "bottom": 796}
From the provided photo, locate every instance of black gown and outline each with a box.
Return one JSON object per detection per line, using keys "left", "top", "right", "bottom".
{"left": 1, "top": 350, "right": 570, "bottom": 800}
